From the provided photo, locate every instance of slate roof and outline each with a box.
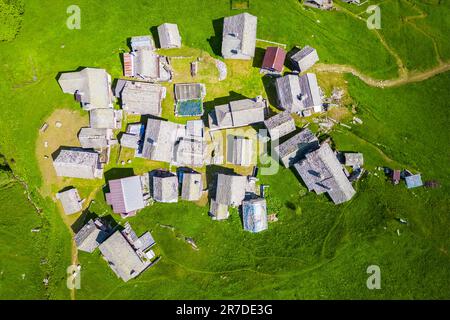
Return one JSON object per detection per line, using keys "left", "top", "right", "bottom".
{"left": 130, "top": 35, "right": 155, "bottom": 51}
{"left": 58, "top": 68, "right": 113, "bottom": 111}
{"left": 128, "top": 49, "right": 172, "bottom": 82}
{"left": 261, "top": 47, "right": 286, "bottom": 73}
{"left": 74, "top": 219, "right": 108, "bottom": 253}
{"left": 142, "top": 118, "right": 185, "bottom": 163}
{"left": 78, "top": 128, "right": 111, "bottom": 149}
{"left": 222, "top": 13, "right": 257, "bottom": 59}
{"left": 99, "top": 231, "right": 150, "bottom": 282}
{"left": 242, "top": 197, "right": 268, "bottom": 233}
{"left": 215, "top": 174, "right": 247, "bottom": 207}
{"left": 157, "top": 23, "right": 182, "bottom": 48}
{"left": 181, "top": 172, "right": 203, "bottom": 201}
{"left": 275, "top": 128, "right": 319, "bottom": 167}
{"left": 294, "top": 143, "right": 356, "bottom": 204}
{"left": 344, "top": 153, "right": 364, "bottom": 167}
{"left": 152, "top": 172, "right": 178, "bottom": 203}
{"left": 56, "top": 188, "right": 83, "bottom": 215}
{"left": 186, "top": 120, "right": 204, "bottom": 138}
{"left": 209, "top": 96, "right": 267, "bottom": 130}
{"left": 105, "top": 176, "right": 145, "bottom": 215}
{"left": 264, "top": 111, "right": 296, "bottom": 139}
{"left": 119, "top": 80, "right": 165, "bottom": 116}
{"left": 174, "top": 137, "right": 206, "bottom": 167}
{"left": 228, "top": 136, "right": 253, "bottom": 166}
{"left": 53, "top": 149, "right": 103, "bottom": 179}
{"left": 290, "top": 45, "right": 319, "bottom": 72}
{"left": 89, "top": 108, "right": 116, "bottom": 129}
{"left": 275, "top": 73, "right": 322, "bottom": 114}
{"left": 120, "top": 133, "right": 140, "bottom": 149}
{"left": 209, "top": 199, "right": 229, "bottom": 220}
{"left": 174, "top": 83, "right": 205, "bottom": 101}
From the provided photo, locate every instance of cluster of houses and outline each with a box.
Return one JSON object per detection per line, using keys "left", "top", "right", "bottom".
{"left": 74, "top": 218, "right": 158, "bottom": 282}
{"left": 52, "top": 12, "right": 364, "bottom": 282}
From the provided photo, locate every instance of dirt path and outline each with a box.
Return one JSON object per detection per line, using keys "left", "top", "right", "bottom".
{"left": 327, "top": 1, "right": 450, "bottom": 88}
{"left": 314, "top": 62, "right": 450, "bottom": 88}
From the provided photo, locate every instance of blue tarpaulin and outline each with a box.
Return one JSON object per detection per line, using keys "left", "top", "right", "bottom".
{"left": 405, "top": 174, "right": 423, "bottom": 189}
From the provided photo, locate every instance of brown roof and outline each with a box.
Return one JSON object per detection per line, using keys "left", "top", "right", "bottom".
{"left": 262, "top": 47, "right": 286, "bottom": 72}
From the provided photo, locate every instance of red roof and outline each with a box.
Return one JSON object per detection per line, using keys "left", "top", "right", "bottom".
{"left": 123, "top": 53, "right": 134, "bottom": 77}
{"left": 105, "top": 179, "right": 126, "bottom": 213}
{"left": 261, "top": 47, "right": 286, "bottom": 72}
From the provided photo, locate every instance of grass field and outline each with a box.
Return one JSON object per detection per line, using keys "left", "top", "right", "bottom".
{"left": 0, "top": 0, "right": 449, "bottom": 299}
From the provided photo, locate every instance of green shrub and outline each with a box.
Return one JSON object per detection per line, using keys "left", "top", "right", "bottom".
{"left": 0, "top": 0, "right": 24, "bottom": 42}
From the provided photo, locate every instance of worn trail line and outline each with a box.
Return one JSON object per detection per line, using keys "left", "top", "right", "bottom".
{"left": 329, "top": 1, "right": 450, "bottom": 87}
{"left": 314, "top": 62, "right": 450, "bottom": 88}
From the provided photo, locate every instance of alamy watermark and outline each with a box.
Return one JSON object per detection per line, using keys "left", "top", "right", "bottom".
{"left": 66, "top": 5, "right": 81, "bottom": 30}
{"left": 366, "top": 5, "right": 381, "bottom": 30}
{"left": 366, "top": 265, "right": 381, "bottom": 289}
{"left": 67, "top": 264, "right": 81, "bottom": 290}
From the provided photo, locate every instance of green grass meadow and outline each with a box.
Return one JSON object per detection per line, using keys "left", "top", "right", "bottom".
{"left": 0, "top": 0, "right": 449, "bottom": 299}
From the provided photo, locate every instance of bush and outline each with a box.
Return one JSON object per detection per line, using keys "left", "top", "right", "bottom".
{"left": 0, "top": 0, "right": 24, "bottom": 42}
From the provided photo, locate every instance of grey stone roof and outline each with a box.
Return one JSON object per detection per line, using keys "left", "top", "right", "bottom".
{"left": 131, "top": 49, "right": 172, "bottom": 82}
{"left": 209, "top": 96, "right": 267, "bottom": 130}
{"left": 56, "top": 188, "right": 83, "bottom": 215}
{"left": 294, "top": 143, "right": 356, "bottom": 204}
{"left": 274, "top": 128, "right": 319, "bottom": 167}
{"left": 120, "top": 133, "right": 140, "bottom": 149}
{"left": 58, "top": 68, "right": 113, "bottom": 111}
{"left": 209, "top": 199, "right": 229, "bottom": 220}
{"left": 89, "top": 108, "right": 116, "bottom": 129}
{"left": 303, "top": 0, "right": 333, "bottom": 10}
{"left": 74, "top": 219, "right": 108, "bottom": 253}
{"left": 78, "top": 128, "right": 111, "bottom": 149}
{"left": 152, "top": 172, "right": 179, "bottom": 203}
{"left": 157, "top": 23, "right": 182, "bottom": 49}
{"left": 186, "top": 120, "right": 204, "bottom": 138}
{"left": 227, "top": 136, "right": 253, "bottom": 166}
{"left": 130, "top": 35, "right": 155, "bottom": 51}
{"left": 275, "top": 73, "right": 322, "bottom": 114}
{"left": 290, "top": 46, "right": 319, "bottom": 72}
{"left": 181, "top": 172, "right": 203, "bottom": 201}
{"left": 222, "top": 13, "right": 257, "bottom": 59}
{"left": 215, "top": 174, "right": 247, "bottom": 207}
{"left": 142, "top": 119, "right": 185, "bottom": 163}
{"left": 120, "top": 80, "right": 165, "bottom": 116}
{"left": 344, "top": 153, "right": 364, "bottom": 167}
{"left": 264, "top": 111, "right": 296, "bottom": 139}
{"left": 99, "top": 231, "right": 150, "bottom": 282}
{"left": 174, "top": 83, "right": 206, "bottom": 101}
{"left": 299, "top": 73, "right": 322, "bottom": 111}
{"left": 53, "top": 149, "right": 103, "bottom": 179}
{"left": 174, "top": 137, "right": 206, "bottom": 167}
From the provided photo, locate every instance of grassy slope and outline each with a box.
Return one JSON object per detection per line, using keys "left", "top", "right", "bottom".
{"left": 0, "top": 0, "right": 448, "bottom": 299}
{"left": 0, "top": 170, "right": 71, "bottom": 299}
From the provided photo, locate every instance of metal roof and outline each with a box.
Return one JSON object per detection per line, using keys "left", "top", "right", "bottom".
{"left": 242, "top": 198, "right": 268, "bottom": 233}
{"left": 262, "top": 47, "right": 286, "bottom": 72}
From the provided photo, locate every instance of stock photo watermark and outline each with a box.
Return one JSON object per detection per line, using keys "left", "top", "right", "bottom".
{"left": 366, "top": 265, "right": 381, "bottom": 290}
{"left": 66, "top": 264, "right": 81, "bottom": 290}
{"left": 366, "top": 5, "right": 381, "bottom": 30}
{"left": 211, "top": 127, "right": 281, "bottom": 176}
{"left": 66, "top": 5, "right": 81, "bottom": 30}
